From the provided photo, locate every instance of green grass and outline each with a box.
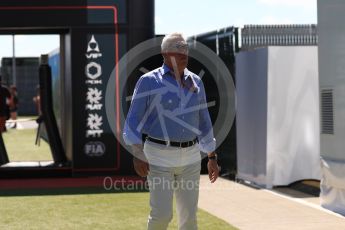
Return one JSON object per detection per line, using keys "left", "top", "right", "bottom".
{"left": 0, "top": 121, "right": 237, "bottom": 230}
{"left": 0, "top": 189, "right": 237, "bottom": 230}
{"left": 2, "top": 128, "right": 52, "bottom": 162}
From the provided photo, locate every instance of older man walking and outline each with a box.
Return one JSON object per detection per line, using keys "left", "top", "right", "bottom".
{"left": 123, "top": 33, "right": 219, "bottom": 230}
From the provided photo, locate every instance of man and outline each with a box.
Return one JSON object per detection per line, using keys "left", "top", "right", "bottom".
{"left": 123, "top": 33, "right": 219, "bottom": 230}
{"left": 0, "top": 76, "right": 11, "bottom": 132}
{"left": 9, "top": 85, "right": 19, "bottom": 129}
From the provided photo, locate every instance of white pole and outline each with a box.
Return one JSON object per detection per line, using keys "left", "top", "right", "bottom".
{"left": 12, "top": 34, "right": 16, "bottom": 86}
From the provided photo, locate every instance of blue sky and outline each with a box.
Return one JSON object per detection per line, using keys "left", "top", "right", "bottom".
{"left": 0, "top": 0, "right": 317, "bottom": 61}
{"left": 155, "top": 0, "right": 317, "bottom": 36}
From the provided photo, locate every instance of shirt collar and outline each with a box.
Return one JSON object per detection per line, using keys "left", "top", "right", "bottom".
{"left": 160, "top": 63, "right": 191, "bottom": 80}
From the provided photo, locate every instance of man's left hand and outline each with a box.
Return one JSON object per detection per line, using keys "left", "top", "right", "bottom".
{"left": 207, "top": 159, "right": 219, "bottom": 183}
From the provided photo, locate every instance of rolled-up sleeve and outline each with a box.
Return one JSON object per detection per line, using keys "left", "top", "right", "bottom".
{"left": 197, "top": 80, "right": 216, "bottom": 153}
{"left": 123, "top": 76, "right": 151, "bottom": 145}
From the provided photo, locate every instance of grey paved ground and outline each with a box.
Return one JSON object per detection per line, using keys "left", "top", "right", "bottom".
{"left": 198, "top": 176, "right": 345, "bottom": 230}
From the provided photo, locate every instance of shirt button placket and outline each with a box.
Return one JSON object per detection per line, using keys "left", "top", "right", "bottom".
{"left": 180, "top": 87, "right": 185, "bottom": 139}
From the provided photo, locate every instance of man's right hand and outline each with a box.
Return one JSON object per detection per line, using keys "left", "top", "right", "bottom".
{"left": 132, "top": 144, "right": 149, "bottom": 177}
{"left": 133, "top": 157, "right": 149, "bottom": 177}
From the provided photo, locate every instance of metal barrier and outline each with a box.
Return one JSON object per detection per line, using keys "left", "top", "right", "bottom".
{"left": 241, "top": 24, "right": 318, "bottom": 50}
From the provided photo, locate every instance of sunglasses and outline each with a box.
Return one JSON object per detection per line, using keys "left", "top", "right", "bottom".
{"left": 167, "top": 42, "right": 189, "bottom": 51}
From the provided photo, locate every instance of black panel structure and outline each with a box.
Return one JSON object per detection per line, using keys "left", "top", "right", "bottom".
{"left": 0, "top": 133, "right": 9, "bottom": 165}
{"left": 0, "top": 0, "right": 155, "bottom": 177}
{"left": 39, "top": 55, "right": 67, "bottom": 164}
{"left": 188, "top": 27, "right": 238, "bottom": 178}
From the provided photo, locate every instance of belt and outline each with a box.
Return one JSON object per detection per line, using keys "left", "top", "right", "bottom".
{"left": 146, "top": 136, "right": 198, "bottom": 148}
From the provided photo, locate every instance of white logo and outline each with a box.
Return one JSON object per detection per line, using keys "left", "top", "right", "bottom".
{"left": 87, "top": 113, "right": 103, "bottom": 130}
{"left": 86, "top": 104, "right": 103, "bottom": 110}
{"left": 84, "top": 141, "right": 106, "bottom": 157}
{"left": 85, "top": 34, "right": 104, "bottom": 137}
{"left": 86, "top": 88, "right": 103, "bottom": 110}
{"left": 87, "top": 88, "right": 102, "bottom": 104}
{"left": 87, "top": 35, "right": 100, "bottom": 53}
{"left": 86, "top": 35, "right": 102, "bottom": 59}
{"left": 86, "top": 79, "right": 102, "bottom": 84}
{"left": 85, "top": 62, "right": 102, "bottom": 80}
{"left": 86, "top": 130, "right": 103, "bottom": 138}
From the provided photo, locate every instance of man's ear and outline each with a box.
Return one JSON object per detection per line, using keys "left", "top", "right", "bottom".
{"left": 162, "top": 52, "right": 168, "bottom": 63}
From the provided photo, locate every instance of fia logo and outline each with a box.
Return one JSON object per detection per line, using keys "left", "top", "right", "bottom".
{"left": 84, "top": 141, "right": 106, "bottom": 157}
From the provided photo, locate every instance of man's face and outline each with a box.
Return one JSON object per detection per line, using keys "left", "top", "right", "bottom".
{"left": 162, "top": 39, "right": 189, "bottom": 74}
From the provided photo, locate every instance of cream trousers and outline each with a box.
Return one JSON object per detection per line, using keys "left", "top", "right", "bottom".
{"left": 144, "top": 140, "right": 201, "bottom": 230}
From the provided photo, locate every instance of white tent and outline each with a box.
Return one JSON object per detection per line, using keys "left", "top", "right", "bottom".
{"left": 236, "top": 46, "right": 321, "bottom": 188}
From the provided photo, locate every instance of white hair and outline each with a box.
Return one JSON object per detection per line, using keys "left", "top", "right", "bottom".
{"left": 161, "top": 33, "right": 187, "bottom": 52}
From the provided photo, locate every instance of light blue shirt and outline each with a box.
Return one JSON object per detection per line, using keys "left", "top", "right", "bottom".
{"left": 123, "top": 64, "right": 216, "bottom": 153}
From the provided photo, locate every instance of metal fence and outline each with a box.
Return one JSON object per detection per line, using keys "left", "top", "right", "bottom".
{"left": 241, "top": 24, "right": 318, "bottom": 50}
{"left": 188, "top": 27, "right": 238, "bottom": 73}
{"left": 1, "top": 57, "right": 39, "bottom": 116}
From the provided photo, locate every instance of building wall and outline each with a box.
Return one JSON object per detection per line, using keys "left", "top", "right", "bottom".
{"left": 318, "top": 0, "right": 345, "bottom": 215}
{"left": 318, "top": 0, "right": 345, "bottom": 162}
